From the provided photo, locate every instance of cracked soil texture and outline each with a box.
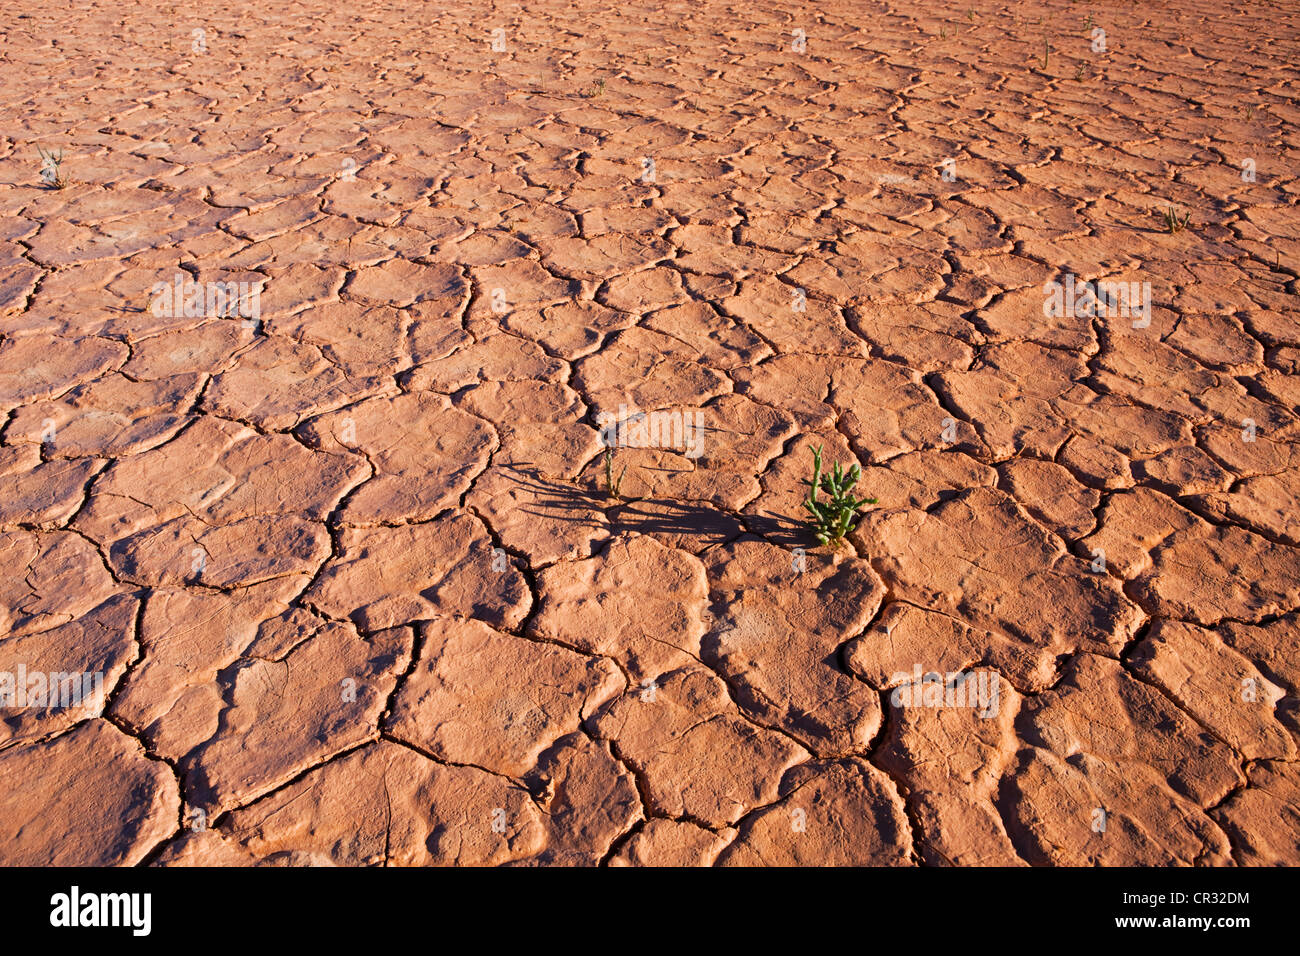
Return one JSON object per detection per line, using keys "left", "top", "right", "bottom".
{"left": 1, "top": 0, "right": 1298, "bottom": 867}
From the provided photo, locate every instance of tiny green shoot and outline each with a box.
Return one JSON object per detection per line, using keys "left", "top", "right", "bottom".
{"left": 802, "top": 444, "right": 876, "bottom": 548}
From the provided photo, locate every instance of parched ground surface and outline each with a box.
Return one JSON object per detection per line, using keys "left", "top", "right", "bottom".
{"left": 0, "top": 0, "right": 1298, "bottom": 866}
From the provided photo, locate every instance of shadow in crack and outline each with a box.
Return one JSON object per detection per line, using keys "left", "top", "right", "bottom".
{"left": 607, "top": 497, "right": 747, "bottom": 550}
{"left": 737, "top": 508, "right": 812, "bottom": 550}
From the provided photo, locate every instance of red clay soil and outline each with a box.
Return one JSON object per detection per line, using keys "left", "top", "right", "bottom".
{"left": 0, "top": 0, "right": 1297, "bottom": 866}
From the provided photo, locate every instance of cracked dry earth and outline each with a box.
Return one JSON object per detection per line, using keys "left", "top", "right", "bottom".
{"left": 0, "top": 0, "right": 1298, "bottom": 869}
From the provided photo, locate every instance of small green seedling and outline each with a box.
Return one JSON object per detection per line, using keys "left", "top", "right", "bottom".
{"left": 939, "top": 26, "right": 948, "bottom": 39}
{"left": 802, "top": 444, "right": 876, "bottom": 547}
{"left": 1075, "top": 63, "right": 1086, "bottom": 81}
{"left": 1040, "top": 38, "right": 1051, "bottom": 69}
{"left": 604, "top": 446, "right": 626, "bottom": 499}
{"left": 582, "top": 78, "right": 605, "bottom": 98}
{"left": 1245, "top": 105, "right": 1255, "bottom": 120}
{"left": 1162, "top": 205, "right": 1191, "bottom": 234}
{"left": 968, "top": 9, "right": 975, "bottom": 21}
{"left": 36, "top": 147, "right": 67, "bottom": 189}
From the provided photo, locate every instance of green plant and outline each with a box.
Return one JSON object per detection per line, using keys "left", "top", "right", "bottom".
{"left": 968, "top": 9, "right": 975, "bottom": 21}
{"left": 802, "top": 444, "right": 876, "bottom": 547}
{"left": 939, "top": 26, "right": 948, "bottom": 39}
{"left": 582, "top": 78, "right": 605, "bottom": 98}
{"left": 604, "top": 446, "right": 626, "bottom": 499}
{"left": 1075, "top": 63, "right": 1086, "bottom": 81}
{"left": 1040, "top": 37, "right": 1050, "bottom": 69}
{"left": 1162, "top": 205, "right": 1191, "bottom": 233}
{"left": 36, "top": 146, "right": 66, "bottom": 189}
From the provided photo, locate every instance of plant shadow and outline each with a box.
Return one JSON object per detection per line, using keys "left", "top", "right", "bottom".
{"left": 494, "top": 462, "right": 813, "bottom": 552}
